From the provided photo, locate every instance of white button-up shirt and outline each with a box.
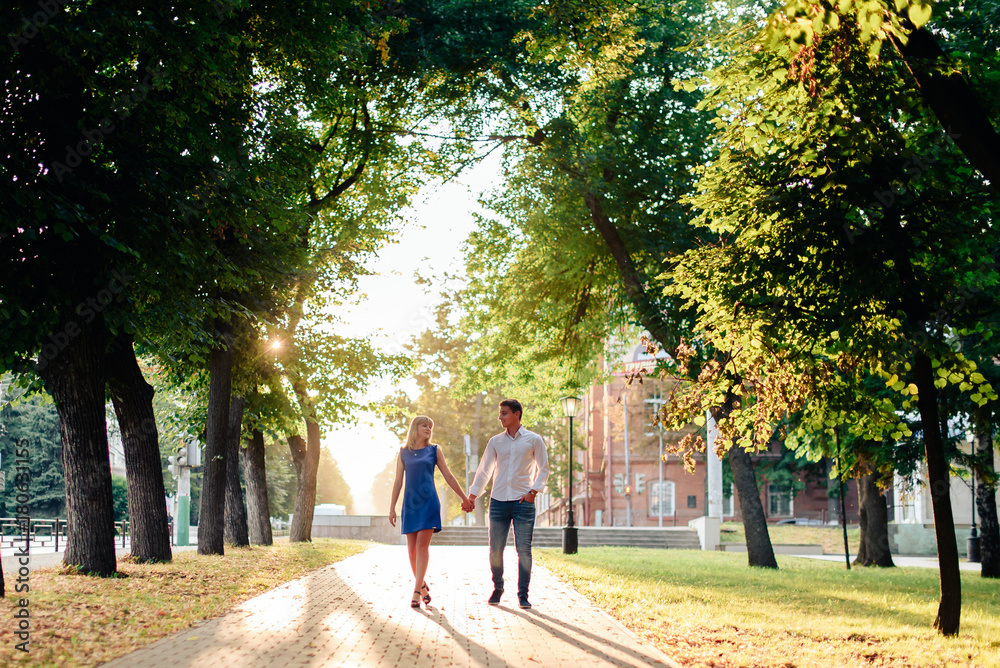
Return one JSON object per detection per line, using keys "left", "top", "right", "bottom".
{"left": 469, "top": 426, "right": 549, "bottom": 502}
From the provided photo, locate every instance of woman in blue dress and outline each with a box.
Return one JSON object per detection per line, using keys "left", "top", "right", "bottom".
{"left": 388, "top": 415, "right": 470, "bottom": 608}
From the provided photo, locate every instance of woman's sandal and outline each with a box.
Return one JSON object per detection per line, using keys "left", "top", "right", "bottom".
{"left": 411, "top": 590, "right": 422, "bottom": 608}
{"left": 421, "top": 582, "right": 431, "bottom": 605}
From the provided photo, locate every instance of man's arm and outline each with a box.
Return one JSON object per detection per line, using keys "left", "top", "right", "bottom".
{"left": 530, "top": 433, "right": 550, "bottom": 493}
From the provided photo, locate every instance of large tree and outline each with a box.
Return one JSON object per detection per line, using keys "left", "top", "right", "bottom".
{"left": 663, "top": 0, "right": 1000, "bottom": 635}
{"left": 1, "top": 0, "right": 332, "bottom": 572}
{"left": 452, "top": 0, "right": 785, "bottom": 566}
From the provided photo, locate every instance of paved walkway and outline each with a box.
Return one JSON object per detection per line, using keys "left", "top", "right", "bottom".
{"left": 790, "top": 553, "right": 983, "bottom": 571}
{"left": 103, "top": 545, "right": 680, "bottom": 667}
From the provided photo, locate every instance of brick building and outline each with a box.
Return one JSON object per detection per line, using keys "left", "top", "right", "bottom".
{"left": 536, "top": 342, "right": 858, "bottom": 528}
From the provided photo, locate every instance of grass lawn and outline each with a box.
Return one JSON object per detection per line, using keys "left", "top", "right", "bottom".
{"left": 0, "top": 538, "right": 370, "bottom": 667}
{"left": 720, "top": 521, "right": 862, "bottom": 555}
{"left": 538, "top": 547, "right": 1000, "bottom": 667}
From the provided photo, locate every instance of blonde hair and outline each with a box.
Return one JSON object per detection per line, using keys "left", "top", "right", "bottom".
{"left": 404, "top": 415, "right": 434, "bottom": 450}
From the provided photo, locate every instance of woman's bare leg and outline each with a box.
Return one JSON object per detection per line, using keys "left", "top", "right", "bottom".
{"left": 406, "top": 532, "right": 418, "bottom": 577}
{"left": 413, "top": 529, "right": 433, "bottom": 600}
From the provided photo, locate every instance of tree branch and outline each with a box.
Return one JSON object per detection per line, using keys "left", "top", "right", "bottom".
{"left": 894, "top": 28, "right": 1000, "bottom": 189}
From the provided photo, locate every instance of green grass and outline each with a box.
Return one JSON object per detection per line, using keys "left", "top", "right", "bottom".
{"left": 720, "top": 521, "right": 862, "bottom": 555}
{"left": 0, "top": 538, "right": 371, "bottom": 667}
{"left": 538, "top": 547, "right": 1000, "bottom": 667}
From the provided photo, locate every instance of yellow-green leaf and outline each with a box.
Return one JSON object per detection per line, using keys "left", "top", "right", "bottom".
{"left": 908, "top": 2, "right": 932, "bottom": 29}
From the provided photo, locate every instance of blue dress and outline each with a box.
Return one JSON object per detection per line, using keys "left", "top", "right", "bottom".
{"left": 400, "top": 444, "right": 442, "bottom": 534}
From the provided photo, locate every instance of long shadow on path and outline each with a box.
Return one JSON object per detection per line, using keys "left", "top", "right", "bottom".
{"left": 102, "top": 544, "right": 682, "bottom": 667}
{"left": 509, "top": 607, "right": 679, "bottom": 667}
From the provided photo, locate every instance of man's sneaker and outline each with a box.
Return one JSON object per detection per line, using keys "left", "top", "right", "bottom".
{"left": 518, "top": 595, "right": 531, "bottom": 609}
{"left": 488, "top": 589, "right": 503, "bottom": 605}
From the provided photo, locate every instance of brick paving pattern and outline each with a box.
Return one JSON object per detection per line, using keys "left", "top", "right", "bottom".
{"left": 103, "top": 544, "right": 680, "bottom": 667}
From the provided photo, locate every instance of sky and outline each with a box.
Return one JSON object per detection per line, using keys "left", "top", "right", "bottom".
{"left": 321, "top": 151, "right": 503, "bottom": 514}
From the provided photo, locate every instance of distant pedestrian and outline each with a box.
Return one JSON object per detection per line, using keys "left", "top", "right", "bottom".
{"left": 465, "top": 399, "right": 549, "bottom": 609}
{"left": 389, "top": 415, "right": 471, "bottom": 608}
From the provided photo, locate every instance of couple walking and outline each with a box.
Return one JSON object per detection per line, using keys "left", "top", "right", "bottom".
{"left": 388, "top": 399, "right": 549, "bottom": 610}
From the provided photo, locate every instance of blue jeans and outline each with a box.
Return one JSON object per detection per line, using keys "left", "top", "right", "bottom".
{"left": 488, "top": 499, "right": 535, "bottom": 597}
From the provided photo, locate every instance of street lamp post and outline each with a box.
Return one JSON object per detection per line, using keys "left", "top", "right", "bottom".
{"left": 645, "top": 395, "right": 667, "bottom": 528}
{"left": 560, "top": 395, "right": 581, "bottom": 554}
{"left": 968, "top": 472, "right": 981, "bottom": 563}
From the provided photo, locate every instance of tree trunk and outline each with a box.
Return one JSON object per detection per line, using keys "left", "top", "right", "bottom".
{"left": 729, "top": 442, "right": 778, "bottom": 569}
{"left": 897, "top": 28, "right": 1000, "bottom": 190}
{"left": 106, "top": 334, "right": 172, "bottom": 563}
{"left": 839, "top": 469, "right": 851, "bottom": 570}
{"left": 36, "top": 316, "right": 118, "bottom": 576}
{"left": 853, "top": 471, "right": 895, "bottom": 567}
{"left": 198, "top": 336, "right": 234, "bottom": 556}
{"left": 972, "top": 404, "right": 1000, "bottom": 578}
{"left": 241, "top": 428, "right": 273, "bottom": 546}
{"left": 288, "top": 418, "right": 321, "bottom": 542}
{"left": 914, "top": 353, "right": 961, "bottom": 635}
{"left": 224, "top": 395, "right": 249, "bottom": 547}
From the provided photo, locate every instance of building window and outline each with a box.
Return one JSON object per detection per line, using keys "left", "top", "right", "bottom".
{"left": 768, "top": 484, "right": 793, "bottom": 517}
{"left": 723, "top": 485, "right": 735, "bottom": 517}
{"left": 649, "top": 481, "right": 675, "bottom": 517}
{"left": 687, "top": 495, "right": 697, "bottom": 509}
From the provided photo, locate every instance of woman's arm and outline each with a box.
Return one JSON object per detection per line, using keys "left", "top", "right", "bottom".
{"left": 388, "top": 453, "right": 404, "bottom": 527}
{"left": 436, "top": 447, "right": 469, "bottom": 502}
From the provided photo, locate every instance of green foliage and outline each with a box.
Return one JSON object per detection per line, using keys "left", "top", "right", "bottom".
{"left": 111, "top": 475, "right": 129, "bottom": 523}
{"left": 0, "top": 390, "right": 65, "bottom": 518}
{"left": 755, "top": 444, "right": 826, "bottom": 498}
{"left": 661, "top": 0, "right": 1000, "bottom": 454}
{"left": 454, "top": 0, "right": 748, "bottom": 418}
{"left": 265, "top": 436, "right": 298, "bottom": 521}
{"left": 316, "top": 449, "right": 354, "bottom": 512}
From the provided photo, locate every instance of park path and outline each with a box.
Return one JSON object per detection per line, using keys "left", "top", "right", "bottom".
{"left": 102, "top": 544, "right": 681, "bottom": 668}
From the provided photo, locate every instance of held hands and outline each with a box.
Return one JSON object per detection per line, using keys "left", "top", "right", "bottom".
{"left": 461, "top": 495, "right": 475, "bottom": 513}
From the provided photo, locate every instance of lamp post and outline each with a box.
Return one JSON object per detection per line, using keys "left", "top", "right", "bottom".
{"left": 560, "top": 395, "right": 581, "bottom": 554}
{"left": 968, "top": 471, "right": 981, "bottom": 563}
{"left": 645, "top": 395, "right": 667, "bottom": 527}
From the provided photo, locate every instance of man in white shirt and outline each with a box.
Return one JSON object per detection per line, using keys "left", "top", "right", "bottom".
{"left": 466, "top": 399, "right": 549, "bottom": 609}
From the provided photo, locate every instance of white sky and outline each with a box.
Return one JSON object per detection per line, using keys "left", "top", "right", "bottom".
{"left": 322, "top": 151, "right": 503, "bottom": 514}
